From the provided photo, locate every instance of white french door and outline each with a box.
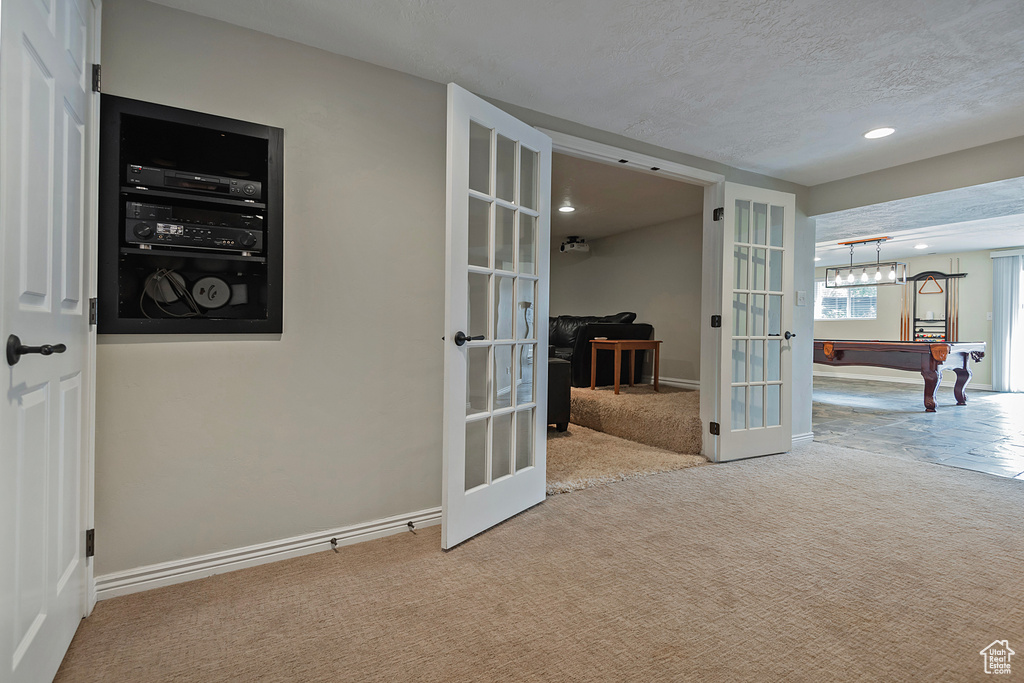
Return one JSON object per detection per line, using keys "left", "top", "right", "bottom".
{"left": 714, "top": 183, "right": 795, "bottom": 461}
{"left": 0, "top": 0, "right": 99, "bottom": 680}
{"left": 442, "top": 84, "right": 551, "bottom": 549}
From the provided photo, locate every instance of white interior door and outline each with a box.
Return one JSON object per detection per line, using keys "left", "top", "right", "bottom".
{"left": 442, "top": 84, "right": 551, "bottom": 549}
{"left": 0, "top": 0, "right": 98, "bottom": 679}
{"left": 714, "top": 183, "right": 795, "bottom": 461}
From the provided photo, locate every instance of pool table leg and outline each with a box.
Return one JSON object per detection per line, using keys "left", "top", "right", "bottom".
{"left": 921, "top": 368, "right": 941, "bottom": 412}
{"left": 952, "top": 366, "right": 972, "bottom": 405}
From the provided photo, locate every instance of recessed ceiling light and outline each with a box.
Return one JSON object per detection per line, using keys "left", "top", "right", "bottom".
{"left": 814, "top": 257, "right": 822, "bottom": 262}
{"left": 558, "top": 206, "right": 575, "bottom": 213}
{"left": 914, "top": 243, "right": 928, "bottom": 249}
{"left": 864, "top": 127, "right": 896, "bottom": 139}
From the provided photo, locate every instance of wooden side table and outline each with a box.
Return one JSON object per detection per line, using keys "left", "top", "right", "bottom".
{"left": 589, "top": 339, "right": 662, "bottom": 394}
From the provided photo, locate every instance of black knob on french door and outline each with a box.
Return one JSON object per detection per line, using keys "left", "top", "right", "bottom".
{"left": 784, "top": 331, "right": 796, "bottom": 340}
{"left": 7, "top": 334, "right": 67, "bottom": 366}
{"left": 454, "top": 331, "right": 484, "bottom": 346}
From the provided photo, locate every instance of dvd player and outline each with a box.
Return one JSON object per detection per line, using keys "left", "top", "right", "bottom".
{"left": 127, "top": 164, "right": 262, "bottom": 200}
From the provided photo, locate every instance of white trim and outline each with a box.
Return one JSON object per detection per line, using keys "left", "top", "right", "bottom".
{"left": 991, "top": 248, "right": 1024, "bottom": 259}
{"left": 792, "top": 432, "right": 815, "bottom": 447}
{"left": 94, "top": 507, "right": 442, "bottom": 600}
{"left": 659, "top": 376, "right": 701, "bottom": 391}
{"left": 813, "top": 369, "right": 993, "bottom": 391}
{"left": 537, "top": 128, "right": 724, "bottom": 187}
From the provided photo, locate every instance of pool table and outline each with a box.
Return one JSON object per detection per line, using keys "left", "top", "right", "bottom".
{"left": 813, "top": 339, "right": 986, "bottom": 412}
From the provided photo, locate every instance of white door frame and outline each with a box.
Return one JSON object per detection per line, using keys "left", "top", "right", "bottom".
{"left": 536, "top": 130, "right": 729, "bottom": 461}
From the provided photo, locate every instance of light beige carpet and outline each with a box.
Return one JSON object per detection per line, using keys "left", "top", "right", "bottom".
{"left": 56, "top": 442, "right": 1024, "bottom": 682}
{"left": 571, "top": 384, "right": 702, "bottom": 454}
{"left": 546, "top": 424, "right": 706, "bottom": 494}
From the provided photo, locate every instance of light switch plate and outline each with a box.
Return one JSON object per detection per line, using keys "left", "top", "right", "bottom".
{"left": 987, "top": 312, "right": 993, "bottom": 320}
{"left": 796, "top": 290, "right": 807, "bottom": 306}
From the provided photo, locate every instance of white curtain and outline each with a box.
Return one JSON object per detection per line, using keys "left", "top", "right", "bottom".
{"left": 991, "top": 254, "right": 1023, "bottom": 392}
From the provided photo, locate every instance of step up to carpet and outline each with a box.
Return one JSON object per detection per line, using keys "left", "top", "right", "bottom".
{"left": 570, "top": 385, "right": 702, "bottom": 455}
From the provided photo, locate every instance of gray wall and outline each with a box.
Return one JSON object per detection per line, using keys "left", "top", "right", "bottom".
{"left": 549, "top": 216, "right": 703, "bottom": 382}
{"left": 97, "top": 0, "right": 817, "bottom": 575}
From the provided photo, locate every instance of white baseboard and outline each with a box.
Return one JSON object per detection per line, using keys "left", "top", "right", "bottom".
{"left": 658, "top": 376, "right": 700, "bottom": 390}
{"left": 94, "top": 506, "right": 441, "bottom": 601}
{"left": 813, "top": 370, "right": 993, "bottom": 392}
{"left": 792, "top": 432, "right": 814, "bottom": 447}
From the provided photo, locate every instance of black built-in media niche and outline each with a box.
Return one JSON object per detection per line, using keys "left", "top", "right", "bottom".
{"left": 98, "top": 95, "right": 283, "bottom": 333}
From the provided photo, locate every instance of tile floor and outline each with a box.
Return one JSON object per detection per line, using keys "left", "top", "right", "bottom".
{"left": 813, "top": 376, "right": 1024, "bottom": 479}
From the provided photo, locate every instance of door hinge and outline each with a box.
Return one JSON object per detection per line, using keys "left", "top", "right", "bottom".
{"left": 711, "top": 314, "right": 721, "bottom": 328}
{"left": 85, "top": 529, "right": 95, "bottom": 558}
{"left": 89, "top": 298, "right": 98, "bottom": 326}
{"left": 709, "top": 422, "right": 720, "bottom": 436}
{"left": 713, "top": 207, "right": 724, "bottom": 221}
{"left": 92, "top": 64, "right": 102, "bottom": 93}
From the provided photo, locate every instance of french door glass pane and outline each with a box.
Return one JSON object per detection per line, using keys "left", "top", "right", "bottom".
{"left": 520, "top": 147, "right": 539, "bottom": 210}
{"left": 467, "top": 347, "right": 489, "bottom": 415}
{"left": 734, "top": 245, "right": 748, "bottom": 290}
{"left": 735, "top": 200, "right": 749, "bottom": 243}
{"left": 519, "top": 214, "right": 536, "bottom": 274}
{"left": 469, "top": 121, "right": 491, "bottom": 195}
{"left": 751, "top": 294, "right": 765, "bottom": 336}
{"left": 770, "top": 205, "right": 784, "bottom": 247}
{"left": 767, "top": 294, "right": 782, "bottom": 337}
{"left": 766, "top": 340, "right": 781, "bottom": 381}
{"left": 494, "top": 276, "right": 514, "bottom": 340}
{"left": 731, "top": 387, "right": 746, "bottom": 430}
{"left": 732, "top": 340, "right": 746, "bottom": 383}
{"left": 496, "top": 135, "right": 516, "bottom": 202}
{"left": 753, "top": 203, "right": 767, "bottom": 245}
{"left": 495, "top": 206, "right": 515, "bottom": 271}
{"left": 515, "top": 408, "right": 534, "bottom": 471}
{"left": 767, "top": 385, "right": 781, "bottom": 427}
{"left": 769, "top": 249, "right": 782, "bottom": 292}
{"left": 517, "top": 343, "right": 535, "bottom": 404}
{"left": 750, "top": 340, "right": 764, "bottom": 382}
{"left": 492, "top": 413, "right": 512, "bottom": 480}
{"left": 468, "top": 197, "right": 490, "bottom": 268}
{"left": 516, "top": 279, "right": 536, "bottom": 340}
{"left": 465, "top": 418, "right": 487, "bottom": 490}
{"left": 752, "top": 248, "right": 766, "bottom": 291}
{"left": 494, "top": 344, "right": 513, "bottom": 410}
{"left": 732, "top": 294, "right": 748, "bottom": 336}
{"left": 468, "top": 272, "right": 489, "bottom": 339}
{"left": 750, "top": 385, "right": 764, "bottom": 428}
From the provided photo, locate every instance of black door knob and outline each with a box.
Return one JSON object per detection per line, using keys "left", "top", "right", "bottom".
{"left": 7, "top": 334, "right": 67, "bottom": 366}
{"left": 454, "top": 331, "right": 485, "bottom": 346}
{"left": 784, "top": 331, "right": 796, "bottom": 340}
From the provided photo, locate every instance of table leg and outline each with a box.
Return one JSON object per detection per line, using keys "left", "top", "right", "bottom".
{"left": 629, "top": 349, "right": 636, "bottom": 387}
{"left": 653, "top": 344, "right": 660, "bottom": 392}
{"left": 614, "top": 348, "right": 621, "bottom": 395}
{"left": 921, "top": 369, "right": 941, "bottom": 412}
{"left": 590, "top": 346, "right": 597, "bottom": 390}
{"left": 952, "top": 366, "right": 972, "bottom": 405}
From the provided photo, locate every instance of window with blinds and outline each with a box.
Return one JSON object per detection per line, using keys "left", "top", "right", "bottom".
{"left": 814, "top": 280, "right": 877, "bottom": 320}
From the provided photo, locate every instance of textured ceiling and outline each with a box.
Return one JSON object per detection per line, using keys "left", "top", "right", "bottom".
{"left": 148, "top": 0, "right": 1024, "bottom": 186}
{"left": 551, "top": 154, "right": 703, "bottom": 241}
{"left": 813, "top": 177, "right": 1024, "bottom": 265}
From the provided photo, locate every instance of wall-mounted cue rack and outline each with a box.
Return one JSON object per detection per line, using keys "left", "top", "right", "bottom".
{"left": 97, "top": 95, "right": 284, "bottom": 334}
{"left": 900, "top": 269, "right": 966, "bottom": 342}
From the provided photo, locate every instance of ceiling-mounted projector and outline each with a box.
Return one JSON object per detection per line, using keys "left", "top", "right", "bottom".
{"left": 559, "top": 236, "right": 589, "bottom": 253}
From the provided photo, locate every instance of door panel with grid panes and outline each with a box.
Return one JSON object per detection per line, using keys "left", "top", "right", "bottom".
{"left": 442, "top": 85, "right": 551, "bottom": 549}
{"left": 716, "top": 183, "right": 794, "bottom": 461}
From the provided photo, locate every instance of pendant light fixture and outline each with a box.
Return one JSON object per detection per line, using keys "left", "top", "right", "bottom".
{"left": 825, "top": 237, "right": 907, "bottom": 288}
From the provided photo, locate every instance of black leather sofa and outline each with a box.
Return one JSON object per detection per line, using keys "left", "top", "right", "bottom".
{"left": 548, "top": 312, "right": 654, "bottom": 388}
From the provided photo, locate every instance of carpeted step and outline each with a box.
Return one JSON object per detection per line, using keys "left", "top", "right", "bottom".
{"left": 570, "top": 385, "right": 702, "bottom": 455}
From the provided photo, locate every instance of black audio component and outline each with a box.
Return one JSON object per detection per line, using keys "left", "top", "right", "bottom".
{"left": 126, "top": 164, "right": 262, "bottom": 200}
{"left": 126, "top": 202, "right": 263, "bottom": 253}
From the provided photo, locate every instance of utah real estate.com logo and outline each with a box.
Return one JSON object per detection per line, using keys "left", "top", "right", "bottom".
{"left": 980, "top": 640, "right": 1014, "bottom": 675}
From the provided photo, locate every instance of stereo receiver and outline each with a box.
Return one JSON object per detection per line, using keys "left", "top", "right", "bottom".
{"left": 127, "top": 164, "right": 262, "bottom": 200}
{"left": 125, "top": 202, "right": 263, "bottom": 253}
